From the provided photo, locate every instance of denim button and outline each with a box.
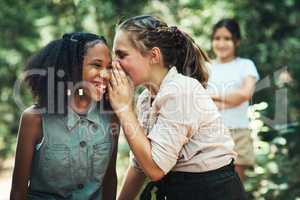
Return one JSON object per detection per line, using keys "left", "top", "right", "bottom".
{"left": 77, "top": 183, "right": 84, "bottom": 189}
{"left": 89, "top": 124, "right": 98, "bottom": 134}
{"left": 80, "top": 141, "right": 86, "bottom": 148}
{"left": 92, "top": 124, "right": 98, "bottom": 130}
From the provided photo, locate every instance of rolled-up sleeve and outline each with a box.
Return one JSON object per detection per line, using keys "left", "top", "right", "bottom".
{"left": 147, "top": 91, "right": 192, "bottom": 174}
{"left": 242, "top": 59, "right": 260, "bottom": 81}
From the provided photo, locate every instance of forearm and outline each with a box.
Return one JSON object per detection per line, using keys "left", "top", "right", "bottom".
{"left": 10, "top": 173, "right": 29, "bottom": 200}
{"left": 118, "top": 166, "right": 146, "bottom": 200}
{"left": 117, "top": 110, "right": 164, "bottom": 181}
{"left": 10, "top": 188, "right": 27, "bottom": 200}
{"left": 224, "top": 90, "right": 251, "bottom": 106}
{"left": 10, "top": 143, "right": 34, "bottom": 200}
{"left": 213, "top": 90, "right": 250, "bottom": 107}
{"left": 213, "top": 100, "right": 233, "bottom": 110}
{"left": 212, "top": 76, "right": 256, "bottom": 107}
{"left": 103, "top": 131, "right": 119, "bottom": 200}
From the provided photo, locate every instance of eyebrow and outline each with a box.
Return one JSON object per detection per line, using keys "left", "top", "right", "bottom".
{"left": 114, "top": 49, "right": 127, "bottom": 55}
{"left": 91, "top": 59, "right": 103, "bottom": 63}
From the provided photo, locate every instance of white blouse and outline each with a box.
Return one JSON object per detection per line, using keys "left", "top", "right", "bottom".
{"left": 131, "top": 67, "right": 236, "bottom": 174}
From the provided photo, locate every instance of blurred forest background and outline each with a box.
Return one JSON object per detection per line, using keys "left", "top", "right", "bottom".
{"left": 0, "top": 0, "right": 299, "bottom": 199}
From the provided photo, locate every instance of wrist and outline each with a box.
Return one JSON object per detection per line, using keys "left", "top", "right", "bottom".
{"left": 116, "top": 106, "right": 135, "bottom": 120}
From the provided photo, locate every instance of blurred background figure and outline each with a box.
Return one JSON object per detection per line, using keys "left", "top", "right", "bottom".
{"left": 208, "top": 18, "right": 259, "bottom": 182}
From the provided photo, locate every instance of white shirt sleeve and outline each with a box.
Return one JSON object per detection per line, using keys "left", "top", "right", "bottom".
{"left": 242, "top": 59, "right": 260, "bottom": 81}
{"left": 147, "top": 90, "right": 194, "bottom": 174}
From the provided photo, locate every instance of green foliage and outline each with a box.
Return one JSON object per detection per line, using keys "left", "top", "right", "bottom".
{"left": 0, "top": 0, "right": 42, "bottom": 157}
{"left": 0, "top": 0, "right": 148, "bottom": 158}
{"left": 232, "top": 1, "right": 300, "bottom": 199}
{"left": 0, "top": 0, "right": 299, "bottom": 199}
{"left": 145, "top": 0, "right": 300, "bottom": 199}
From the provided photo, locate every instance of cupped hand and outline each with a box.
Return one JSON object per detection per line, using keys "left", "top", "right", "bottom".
{"left": 108, "top": 61, "right": 134, "bottom": 116}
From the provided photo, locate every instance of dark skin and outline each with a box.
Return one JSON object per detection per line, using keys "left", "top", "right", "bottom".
{"left": 10, "top": 43, "right": 118, "bottom": 200}
{"left": 10, "top": 107, "right": 42, "bottom": 200}
{"left": 103, "top": 116, "right": 119, "bottom": 200}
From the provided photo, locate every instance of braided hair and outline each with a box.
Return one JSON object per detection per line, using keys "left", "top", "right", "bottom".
{"left": 24, "top": 32, "right": 108, "bottom": 114}
{"left": 117, "top": 15, "right": 210, "bottom": 88}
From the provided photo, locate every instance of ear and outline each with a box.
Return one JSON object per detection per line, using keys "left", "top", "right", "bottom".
{"left": 149, "top": 47, "right": 161, "bottom": 65}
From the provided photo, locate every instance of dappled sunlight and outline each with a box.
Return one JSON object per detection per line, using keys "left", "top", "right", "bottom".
{"left": 1, "top": 0, "right": 299, "bottom": 199}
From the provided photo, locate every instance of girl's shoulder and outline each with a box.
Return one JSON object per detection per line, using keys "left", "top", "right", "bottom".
{"left": 161, "top": 73, "right": 204, "bottom": 97}
{"left": 235, "top": 57, "right": 255, "bottom": 66}
{"left": 22, "top": 105, "right": 42, "bottom": 126}
{"left": 19, "top": 105, "right": 43, "bottom": 143}
{"left": 23, "top": 104, "right": 42, "bottom": 115}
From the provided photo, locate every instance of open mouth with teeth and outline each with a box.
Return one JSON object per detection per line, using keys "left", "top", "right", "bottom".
{"left": 92, "top": 81, "right": 107, "bottom": 94}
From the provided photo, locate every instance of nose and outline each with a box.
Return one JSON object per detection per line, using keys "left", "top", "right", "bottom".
{"left": 216, "top": 39, "right": 224, "bottom": 47}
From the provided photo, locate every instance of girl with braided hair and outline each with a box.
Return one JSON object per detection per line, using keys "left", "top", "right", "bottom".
{"left": 109, "top": 15, "right": 247, "bottom": 200}
{"left": 10, "top": 32, "right": 119, "bottom": 200}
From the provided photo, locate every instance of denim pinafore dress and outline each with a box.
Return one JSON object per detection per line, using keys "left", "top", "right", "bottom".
{"left": 27, "top": 105, "right": 113, "bottom": 200}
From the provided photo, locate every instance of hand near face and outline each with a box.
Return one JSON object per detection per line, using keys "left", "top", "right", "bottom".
{"left": 108, "top": 61, "right": 134, "bottom": 116}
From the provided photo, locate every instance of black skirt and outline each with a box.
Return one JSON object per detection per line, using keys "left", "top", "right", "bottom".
{"left": 140, "top": 160, "right": 247, "bottom": 200}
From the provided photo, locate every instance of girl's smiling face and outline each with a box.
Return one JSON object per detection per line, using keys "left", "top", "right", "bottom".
{"left": 113, "top": 30, "right": 151, "bottom": 86}
{"left": 82, "top": 42, "right": 111, "bottom": 101}
{"left": 212, "top": 27, "right": 238, "bottom": 63}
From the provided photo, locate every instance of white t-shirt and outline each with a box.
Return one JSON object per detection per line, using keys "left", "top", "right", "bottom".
{"left": 208, "top": 57, "right": 259, "bottom": 129}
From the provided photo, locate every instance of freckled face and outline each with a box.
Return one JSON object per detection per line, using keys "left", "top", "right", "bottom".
{"left": 82, "top": 43, "right": 111, "bottom": 101}
{"left": 113, "top": 30, "right": 151, "bottom": 86}
{"left": 212, "top": 27, "right": 237, "bottom": 63}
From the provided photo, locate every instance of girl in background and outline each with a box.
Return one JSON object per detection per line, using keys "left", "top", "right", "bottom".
{"left": 10, "top": 32, "right": 118, "bottom": 200}
{"left": 208, "top": 18, "right": 260, "bottom": 181}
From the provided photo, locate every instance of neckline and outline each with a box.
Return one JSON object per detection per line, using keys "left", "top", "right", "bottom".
{"left": 215, "top": 57, "right": 238, "bottom": 65}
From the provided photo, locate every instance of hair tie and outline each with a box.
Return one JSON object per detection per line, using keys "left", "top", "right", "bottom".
{"left": 170, "top": 26, "right": 185, "bottom": 47}
{"left": 170, "top": 26, "right": 183, "bottom": 34}
{"left": 170, "top": 26, "right": 185, "bottom": 39}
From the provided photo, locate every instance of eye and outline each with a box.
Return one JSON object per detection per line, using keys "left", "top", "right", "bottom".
{"left": 92, "top": 63, "right": 102, "bottom": 68}
{"left": 116, "top": 51, "right": 127, "bottom": 59}
{"left": 224, "top": 37, "right": 232, "bottom": 41}
{"left": 118, "top": 54, "right": 125, "bottom": 59}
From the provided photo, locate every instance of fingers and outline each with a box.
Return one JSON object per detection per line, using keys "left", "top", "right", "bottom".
{"left": 109, "top": 68, "right": 118, "bottom": 89}
{"left": 111, "top": 61, "right": 122, "bottom": 85}
{"left": 114, "top": 61, "right": 127, "bottom": 80}
{"left": 110, "top": 61, "right": 130, "bottom": 91}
